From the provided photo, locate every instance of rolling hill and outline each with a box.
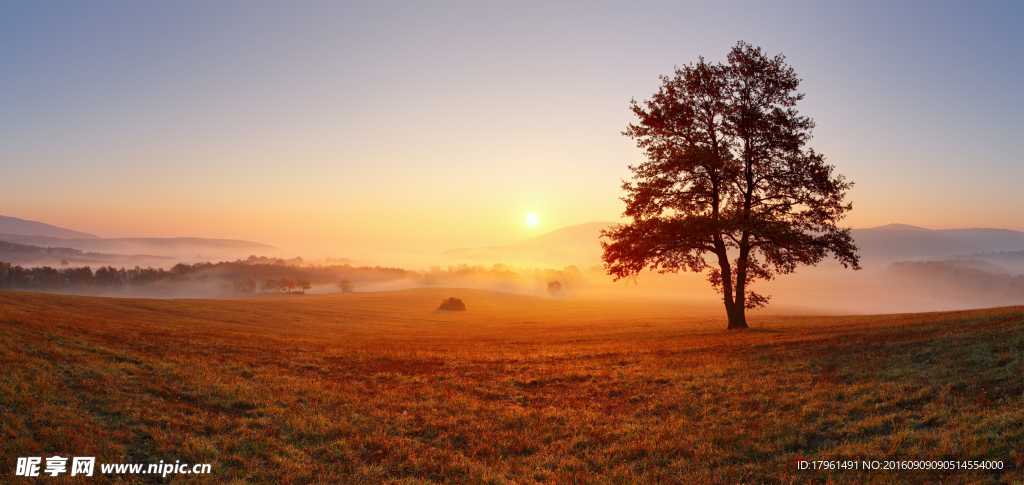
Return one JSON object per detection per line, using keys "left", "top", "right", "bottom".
{"left": 0, "top": 234, "right": 277, "bottom": 261}
{"left": 0, "top": 214, "right": 99, "bottom": 239}
{"left": 0, "top": 215, "right": 278, "bottom": 264}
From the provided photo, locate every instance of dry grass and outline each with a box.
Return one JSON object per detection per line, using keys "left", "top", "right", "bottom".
{"left": 1, "top": 288, "right": 1022, "bottom": 484}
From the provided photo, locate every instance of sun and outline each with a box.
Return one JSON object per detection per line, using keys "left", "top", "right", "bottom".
{"left": 525, "top": 213, "right": 539, "bottom": 227}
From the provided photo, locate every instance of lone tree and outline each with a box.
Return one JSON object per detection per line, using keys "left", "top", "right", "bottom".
{"left": 602, "top": 41, "right": 860, "bottom": 330}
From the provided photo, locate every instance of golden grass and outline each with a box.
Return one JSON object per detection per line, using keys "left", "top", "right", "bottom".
{"left": 1, "top": 288, "right": 1022, "bottom": 484}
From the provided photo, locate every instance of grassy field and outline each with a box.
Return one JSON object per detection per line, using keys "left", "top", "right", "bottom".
{"left": 1, "top": 289, "right": 1023, "bottom": 484}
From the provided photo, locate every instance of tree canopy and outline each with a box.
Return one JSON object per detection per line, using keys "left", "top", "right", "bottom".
{"left": 602, "top": 41, "right": 860, "bottom": 330}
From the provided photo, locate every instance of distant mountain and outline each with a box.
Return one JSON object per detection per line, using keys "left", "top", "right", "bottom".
{"left": 0, "top": 215, "right": 99, "bottom": 239}
{"left": 933, "top": 228, "right": 1024, "bottom": 253}
{"left": 866, "top": 223, "right": 931, "bottom": 231}
{"left": 0, "top": 233, "right": 276, "bottom": 260}
{"left": 852, "top": 224, "right": 1024, "bottom": 263}
{"left": 0, "top": 238, "right": 177, "bottom": 268}
{"left": 0, "top": 215, "right": 280, "bottom": 266}
{"left": 852, "top": 225, "right": 980, "bottom": 262}
{"left": 442, "top": 220, "right": 1024, "bottom": 267}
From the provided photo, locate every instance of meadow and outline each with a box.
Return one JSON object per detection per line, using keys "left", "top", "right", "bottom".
{"left": 1, "top": 289, "right": 1022, "bottom": 484}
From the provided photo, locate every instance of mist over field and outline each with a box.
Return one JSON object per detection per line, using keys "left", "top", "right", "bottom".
{"left": 3, "top": 216, "right": 1024, "bottom": 317}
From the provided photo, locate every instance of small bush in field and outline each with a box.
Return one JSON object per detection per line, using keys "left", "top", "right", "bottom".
{"left": 437, "top": 297, "right": 466, "bottom": 311}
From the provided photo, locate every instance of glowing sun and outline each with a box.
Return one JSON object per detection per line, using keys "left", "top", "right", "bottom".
{"left": 525, "top": 213, "right": 539, "bottom": 227}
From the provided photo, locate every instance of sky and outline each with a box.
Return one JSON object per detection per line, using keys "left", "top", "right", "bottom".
{"left": 1, "top": 1, "right": 1022, "bottom": 259}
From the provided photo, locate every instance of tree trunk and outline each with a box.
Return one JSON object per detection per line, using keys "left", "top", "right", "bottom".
{"left": 727, "top": 307, "right": 748, "bottom": 330}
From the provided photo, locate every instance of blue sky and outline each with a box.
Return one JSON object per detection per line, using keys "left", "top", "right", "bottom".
{"left": 1, "top": 1, "right": 1021, "bottom": 256}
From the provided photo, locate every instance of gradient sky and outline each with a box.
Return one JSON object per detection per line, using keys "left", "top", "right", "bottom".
{"left": 1, "top": 1, "right": 1022, "bottom": 260}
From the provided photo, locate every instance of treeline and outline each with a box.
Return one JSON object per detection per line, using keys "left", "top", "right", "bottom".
{"left": 169, "top": 260, "right": 419, "bottom": 288}
{"left": 0, "top": 257, "right": 588, "bottom": 296}
{"left": 232, "top": 254, "right": 308, "bottom": 266}
{"left": 231, "top": 277, "right": 312, "bottom": 294}
{"left": 0, "top": 263, "right": 173, "bottom": 291}
{"left": 0, "top": 240, "right": 86, "bottom": 256}
{"left": 0, "top": 259, "right": 419, "bottom": 294}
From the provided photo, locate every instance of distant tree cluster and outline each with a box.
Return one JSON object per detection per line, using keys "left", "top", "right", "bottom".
{"left": 201, "top": 259, "right": 414, "bottom": 288}
{"left": 233, "top": 255, "right": 306, "bottom": 266}
{"left": 0, "top": 260, "right": 318, "bottom": 295}
{"left": 94, "top": 266, "right": 171, "bottom": 288}
{"left": 245, "top": 277, "right": 312, "bottom": 294}
{"left": 0, "top": 262, "right": 171, "bottom": 291}
{"left": 171, "top": 262, "right": 215, "bottom": 274}
{"left": 233, "top": 278, "right": 257, "bottom": 293}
